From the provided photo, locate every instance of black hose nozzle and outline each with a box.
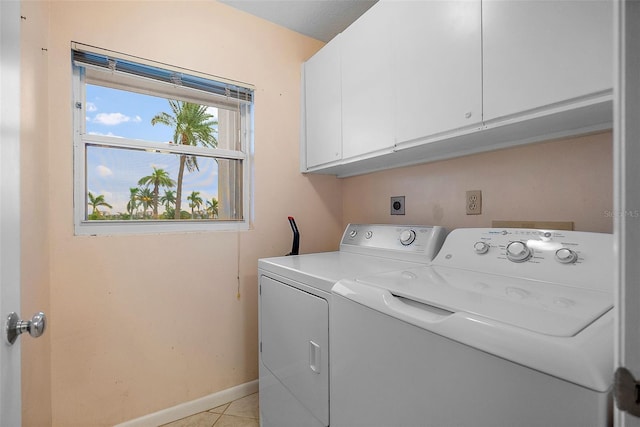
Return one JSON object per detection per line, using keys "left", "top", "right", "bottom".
{"left": 287, "top": 216, "right": 300, "bottom": 256}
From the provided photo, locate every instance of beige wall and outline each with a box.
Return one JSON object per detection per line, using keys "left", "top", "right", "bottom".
{"left": 21, "top": 1, "right": 52, "bottom": 426}
{"left": 42, "top": 2, "right": 341, "bottom": 425}
{"left": 21, "top": 1, "right": 613, "bottom": 426}
{"left": 342, "top": 131, "right": 613, "bottom": 233}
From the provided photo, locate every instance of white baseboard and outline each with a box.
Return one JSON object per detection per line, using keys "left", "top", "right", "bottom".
{"left": 114, "top": 380, "right": 259, "bottom": 427}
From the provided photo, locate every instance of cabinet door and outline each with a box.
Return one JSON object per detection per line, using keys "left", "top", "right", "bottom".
{"left": 392, "top": 0, "right": 482, "bottom": 145}
{"left": 304, "top": 36, "right": 341, "bottom": 169}
{"left": 341, "top": 1, "right": 393, "bottom": 159}
{"left": 483, "top": 0, "right": 613, "bottom": 122}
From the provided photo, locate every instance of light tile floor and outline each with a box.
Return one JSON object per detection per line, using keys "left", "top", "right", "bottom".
{"left": 160, "top": 392, "right": 259, "bottom": 427}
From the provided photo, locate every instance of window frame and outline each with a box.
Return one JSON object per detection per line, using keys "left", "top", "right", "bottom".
{"left": 71, "top": 44, "right": 254, "bottom": 235}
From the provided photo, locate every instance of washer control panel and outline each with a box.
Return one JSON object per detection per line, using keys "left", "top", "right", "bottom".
{"left": 434, "top": 228, "right": 613, "bottom": 291}
{"left": 340, "top": 224, "right": 447, "bottom": 263}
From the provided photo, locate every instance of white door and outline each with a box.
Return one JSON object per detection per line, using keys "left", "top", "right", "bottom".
{"left": 391, "top": 0, "right": 482, "bottom": 144}
{"left": 341, "top": 1, "right": 393, "bottom": 160}
{"left": 0, "top": 0, "right": 22, "bottom": 425}
{"left": 260, "top": 277, "right": 329, "bottom": 426}
{"left": 482, "top": 0, "right": 612, "bottom": 122}
{"left": 304, "top": 34, "right": 342, "bottom": 169}
{"left": 614, "top": 1, "right": 640, "bottom": 426}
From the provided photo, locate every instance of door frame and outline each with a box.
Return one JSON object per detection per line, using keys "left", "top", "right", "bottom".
{"left": 614, "top": 0, "right": 640, "bottom": 425}
{"left": 0, "top": 0, "right": 23, "bottom": 425}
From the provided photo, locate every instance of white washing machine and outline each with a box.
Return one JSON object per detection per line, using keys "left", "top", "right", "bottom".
{"left": 258, "top": 224, "right": 447, "bottom": 427}
{"left": 331, "top": 228, "right": 614, "bottom": 427}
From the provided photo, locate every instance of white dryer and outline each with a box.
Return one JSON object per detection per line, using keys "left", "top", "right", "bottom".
{"left": 258, "top": 224, "right": 447, "bottom": 427}
{"left": 332, "top": 228, "right": 614, "bottom": 427}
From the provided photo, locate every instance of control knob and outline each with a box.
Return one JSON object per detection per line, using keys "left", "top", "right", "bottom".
{"left": 506, "top": 241, "right": 532, "bottom": 263}
{"left": 349, "top": 230, "right": 357, "bottom": 238}
{"left": 473, "top": 241, "right": 490, "bottom": 254}
{"left": 399, "top": 230, "right": 416, "bottom": 246}
{"left": 555, "top": 248, "right": 578, "bottom": 264}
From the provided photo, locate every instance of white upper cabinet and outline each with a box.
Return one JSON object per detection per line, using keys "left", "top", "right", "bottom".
{"left": 341, "top": 1, "right": 393, "bottom": 160}
{"left": 482, "top": 0, "right": 613, "bottom": 122}
{"left": 304, "top": 34, "right": 342, "bottom": 169}
{"left": 301, "top": 0, "right": 613, "bottom": 177}
{"left": 391, "top": 0, "right": 482, "bottom": 145}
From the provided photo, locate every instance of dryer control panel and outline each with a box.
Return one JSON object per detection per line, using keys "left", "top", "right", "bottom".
{"left": 339, "top": 224, "right": 447, "bottom": 264}
{"left": 432, "top": 228, "right": 612, "bottom": 292}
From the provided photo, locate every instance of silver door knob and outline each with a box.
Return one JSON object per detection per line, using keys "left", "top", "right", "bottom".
{"left": 5, "top": 311, "right": 46, "bottom": 345}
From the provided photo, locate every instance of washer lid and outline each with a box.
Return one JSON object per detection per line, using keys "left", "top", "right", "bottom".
{"left": 356, "top": 266, "right": 613, "bottom": 337}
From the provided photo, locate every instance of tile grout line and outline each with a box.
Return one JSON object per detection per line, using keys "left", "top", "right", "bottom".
{"left": 160, "top": 392, "right": 258, "bottom": 426}
{"left": 211, "top": 392, "right": 259, "bottom": 426}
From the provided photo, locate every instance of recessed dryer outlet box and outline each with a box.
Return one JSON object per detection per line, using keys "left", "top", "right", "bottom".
{"left": 466, "top": 190, "right": 482, "bottom": 215}
{"left": 391, "top": 196, "right": 405, "bottom": 215}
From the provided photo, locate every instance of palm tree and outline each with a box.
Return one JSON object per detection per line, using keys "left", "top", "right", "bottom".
{"left": 162, "top": 207, "right": 175, "bottom": 219}
{"left": 138, "top": 167, "right": 175, "bottom": 219}
{"left": 137, "top": 187, "right": 154, "bottom": 219}
{"left": 206, "top": 197, "right": 219, "bottom": 219}
{"left": 126, "top": 187, "right": 140, "bottom": 220}
{"left": 160, "top": 190, "right": 176, "bottom": 217}
{"left": 187, "top": 191, "right": 203, "bottom": 219}
{"left": 87, "top": 192, "right": 112, "bottom": 219}
{"left": 151, "top": 101, "right": 218, "bottom": 219}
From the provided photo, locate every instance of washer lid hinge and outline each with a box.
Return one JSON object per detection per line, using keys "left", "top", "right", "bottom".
{"left": 614, "top": 367, "right": 640, "bottom": 417}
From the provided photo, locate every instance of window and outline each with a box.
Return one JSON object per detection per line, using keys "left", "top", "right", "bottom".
{"left": 72, "top": 43, "right": 254, "bottom": 235}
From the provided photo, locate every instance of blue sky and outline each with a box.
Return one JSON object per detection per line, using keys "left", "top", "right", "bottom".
{"left": 85, "top": 85, "right": 219, "bottom": 216}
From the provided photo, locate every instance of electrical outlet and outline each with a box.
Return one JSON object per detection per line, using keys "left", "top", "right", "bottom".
{"left": 391, "top": 196, "right": 405, "bottom": 215}
{"left": 466, "top": 190, "right": 482, "bottom": 215}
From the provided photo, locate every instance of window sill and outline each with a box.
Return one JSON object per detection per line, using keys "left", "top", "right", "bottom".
{"left": 75, "top": 219, "right": 250, "bottom": 236}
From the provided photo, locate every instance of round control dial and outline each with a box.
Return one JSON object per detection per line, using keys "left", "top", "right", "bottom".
{"left": 399, "top": 230, "right": 416, "bottom": 246}
{"left": 349, "top": 230, "right": 357, "bottom": 238}
{"left": 506, "top": 241, "right": 532, "bottom": 263}
{"left": 555, "top": 248, "right": 578, "bottom": 264}
{"left": 473, "top": 241, "right": 490, "bottom": 254}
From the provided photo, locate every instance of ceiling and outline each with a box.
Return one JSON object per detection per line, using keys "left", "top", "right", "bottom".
{"left": 219, "top": 0, "right": 378, "bottom": 42}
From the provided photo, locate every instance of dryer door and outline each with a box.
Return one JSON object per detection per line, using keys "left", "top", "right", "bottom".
{"left": 260, "top": 276, "right": 329, "bottom": 426}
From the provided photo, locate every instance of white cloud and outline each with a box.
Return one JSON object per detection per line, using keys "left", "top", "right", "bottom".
{"left": 206, "top": 106, "right": 218, "bottom": 120}
{"left": 93, "top": 112, "right": 137, "bottom": 126}
{"left": 199, "top": 190, "right": 216, "bottom": 201}
{"left": 86, "top": 102, "right": 98, "bottom": 112}
{"left": 88, "top": 131, "right": 120, "bottom": 137}
{"left": 96, "top": 165, "right": 113, "bottom": 177}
